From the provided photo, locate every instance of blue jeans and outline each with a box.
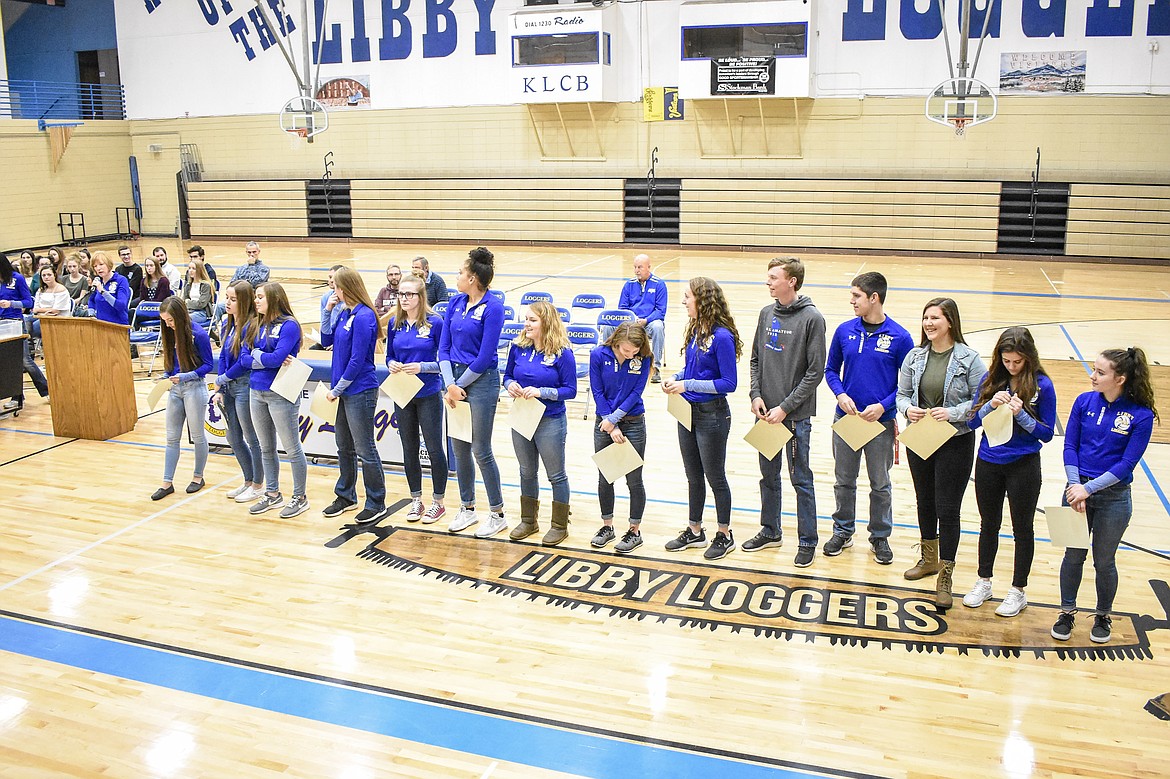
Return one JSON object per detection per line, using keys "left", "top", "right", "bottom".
{"left": 513, "top": 411, "right": 569, "bottom": 504}
{"left": 451, "top": 365, "right": 503, "bottom": 510}
{"left": 334, "top": 387, "right": 386, "bottom": 510}
{"left": 221, "top": 375, "right": 263, "bottom": 484}
{"left": 759, "top": 418, "right": 817, "bottom": 547}
{"left": 1059, "top": 482, "right": 1132, "bottom": 614}
{"left": 831, "top": 419, "right": 895, "bottom": 541}
{"left": 250, "top": 388, "right": 308, "bottom": 497}
{"left": 164, "top": 379, "right": 209, "bottom": 483}
{"left": 677, "top": 397, "right": 732, "bottom": 528}
{"left": 20, "top": 321, "right": 48, "bottom": 399}
{"left": 396, "top": 391, "right": 448, "bottom": 499}
{"left": 601, "top": 319, "right": 665, "bottom": 368}
{"left": 189, "top": 311, "right": 210, "bottom": 326}
{"left": 594, "top": 415, "right": 647, "bottom": 523}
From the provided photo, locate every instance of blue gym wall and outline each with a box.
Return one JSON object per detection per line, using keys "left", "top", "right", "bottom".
{"left": 3, "top": 0, "right": 118, "bottom": 84}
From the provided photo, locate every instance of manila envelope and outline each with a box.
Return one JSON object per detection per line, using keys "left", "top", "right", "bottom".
{"left": 743, "top": 418, "right": 793, "bottom": 460}
{"left": 899, "top": 414, "right": 955, "bottom": 459}
{"left": 380, "top": 371, "right": 424, "bottom": 408}
{"left": 309, "top": 382, "right": 338, "bottom": 425}
{"left": 271, "top": 358, "right": 312, "bottom": 404}
{"left": 446, "top": 400, "right": 473, "bottom": 443}
{"left": 592, "top": 440, "right": 645, "bottom": 485}
{"left": 510, "top": 396, "right": 546, "bottom": 441}
{"left": 667, "top": 393, "right": 692, "bottom": 431}
{"left": 832, "top": 414, "right": 884, "bottom": 452}
{"left": 981, "top": 403, "right": 1015, "bottom": 448}
{"left": 1045, "top": 506, "right": 1091, "bottom": 549}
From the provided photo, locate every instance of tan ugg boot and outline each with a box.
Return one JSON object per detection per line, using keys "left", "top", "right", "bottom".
{"left": 541, "top": 501, "right": 571, "bottom": 546}
{"left": 904, "top": 538, "right": 944, "bottom": 581}
{"left": 509, "top": 495, "right": 540, "bottom": 541}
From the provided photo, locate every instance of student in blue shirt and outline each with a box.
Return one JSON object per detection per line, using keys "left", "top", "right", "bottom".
{"left": 152, "top": 297, "right": 214, "bottom": 501}
{"left": 87, "top": 251, "right": 132, "bottom": 326}
{"left": 386, "top": 275, "right": 447, "bottom": 525}
{"left": 0, "top": 255, "right": 47, "bottom": 410}
{"left": 962, "top": 327, "right": 1057, "bottom": 618}
{"left": 248, "top": 282, "right": 310, "bottom": 519}
{"left": 320, "top": 268, "right": 386, "bottom": 524}
{"left": 1052, "top": 347, "right": 1158, "bottom": 645}
{"left": 210, "top": 281, "right": 264, "bottom": 506}
{"left": 661, "top": 277, "right": 742, "bottom": 561}
{"left": 504, "top": 301, "right": 577, "bottom": 546}
{"left": 588, "top": 322, "right": 652, "bottom": 553}
{"left": 439, "top": 247, "right": 507, "bottom": 537}
{"left": 612, "top": 254, "right": 668, "bottom": 382}
{"left": 308, "top": 264, "right": 346, "bottom": 351}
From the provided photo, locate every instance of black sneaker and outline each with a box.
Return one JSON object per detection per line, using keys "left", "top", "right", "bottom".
{"left": 322, "top": 497, "right": 357, "bottom": 518}
{"left": 703, "top": 530, "right": 735, "bottom": 560}
{"left": 665, "top": 527, "right": 706, "bottom": 551}
{"left": 871, "top": 538, "right": 894, "bottom": 565}
{"left": 823, "top": 534, "right": 853, "bottom": 556}
{"left": 615, "top": 529, "right": 643, "bottom": 554}
{"left": 354, "top": 506, "right": 386, "bottom": 524}
{"left": 1051, "top": 611, "right": 1075, "bottom": 641}
{"left": 591, "top": 525, "right": 616, "bottom": 548}
{"left": 794, "top": 546, "right": 815, "bottom": 568}
{"left": 741, "top": 530, "right": 782, "bottom": 552}
{"left": 1091, "top": 614, "right": 1112, "bottom": 644}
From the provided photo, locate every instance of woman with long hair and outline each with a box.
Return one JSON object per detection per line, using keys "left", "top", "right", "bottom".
{"left": 0, "top": 254, "right": 45, "bottom": 410}
{"left": 896, "top": 297, "right": 985, "bottom": 609}
{"left": 139, "top": 256, "right": 172, "bottom": 305}
{"left": 16, "top": 251, "right": 35, "bottom": 282}
{"left": 662, "top": 277, "right": 742, "bottom": 561}
{"left": 962, "top": 327, "right": 1057, "bottom": 618}
{"left": 1052, "top": 347, "right": 1158, "bottom": 644}
{"left": 152, "top": 297, "right": 214, "bottom": 500}
{"left": 47, "top": 247, "right": 67, "bottom": 278}
{"left": 61, "top": 255, "right": 90, "bottom": 313}
{"left": 29, "top": 266, "right": 73, "bottom": 338}
{"left": 210, "top": 281, "right": 265, "bottom": 505}
{"left": 504, "top": 301, "right": 577, "bottom": 545}
{"left": 439, "top": 247, "right": 507, "bottom": 537}
{"left": 182, "top": 258, "right": 215, "bottom": 325}
{"left": 319, "top": 267, "right": 386, "bottom": 524}
{"left": 588, "top": 322, "right": 652, "bottom": 553}
{"left": 248, "top": 282, "right": 310, "bottom": 518}
{"left": 386, "top": 274, "right": 447, "bottom": 525}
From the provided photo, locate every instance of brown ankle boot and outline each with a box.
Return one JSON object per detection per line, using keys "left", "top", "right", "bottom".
{"left": 936, "top": 560, "right": 956, "bottom": 609}
{"left": 542, "top": 501, "right": 571, "bottom": 546}
{"left": 509, "top": 495, "right": 540, "bottom": 541}
{"left": 904, "top": 538, "right": 944, "bottom": 581}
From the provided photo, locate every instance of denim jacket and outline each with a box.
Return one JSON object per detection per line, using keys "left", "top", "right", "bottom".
{"left": 896, "top": 342, "right": 986, "bottom": 433}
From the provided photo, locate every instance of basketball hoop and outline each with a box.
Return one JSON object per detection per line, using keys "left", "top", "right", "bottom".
{"left": 288, "top": 127, "right": 309, "bottom": 139}
{"left": 925, "top": 77, "right": 997, "bottom": 136}
{"left": 951, "top": 117, "right": 970, "bottom": 137}
{"left": 278, "top": 96, "right": 328, "bottom": 141}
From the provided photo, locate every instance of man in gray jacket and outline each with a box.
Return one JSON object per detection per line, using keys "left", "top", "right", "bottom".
{"left": 745, "top": 257, "right": 827, "bottom": 568}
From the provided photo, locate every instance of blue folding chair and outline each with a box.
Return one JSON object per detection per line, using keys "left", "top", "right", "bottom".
{"left": 488, "top": 289, "right": 506, "bottom": 304}
{"left": 519, "top": 291, "right": 554, "bottom": 308}
{"left": 129, "top": 301, "right": 164, "bottom": 377}
{"left": 556, "top": 307, "right": 570, "bottom": 323}
{"left": 570, "top": 293, "right": 606, "bottom": 325}
{"left": 432, "top": 300, "right": 448, "bottom": 317}
{"left": 566, "top": 324, "right": 600, "bottom": 419}
{"left": 502, "top": 304, "right": 516, "bottom": 322}
{"left": 596, "top": 308, "right": 636, "bottom": 331}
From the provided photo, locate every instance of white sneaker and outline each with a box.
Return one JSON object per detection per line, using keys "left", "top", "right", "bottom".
{"left": 227, "top": 483, "right": 250, "bottom": 499}
{"left": 448, "top": 507, "right": 478, "bottom": 533}
{"left": 995, "top": 587, "right": 1028, "bottom": 618}
{"left": 234, "top": 485, "right": 262, "bottom": 504}
{"left": 962, "top": 578, "right": 994, "bottom": 608}
{"left": 405, "top": 498, "right": 424, "bottom": 522}
{"left": 474, "top": 511, "right": 507, "bottom": 538}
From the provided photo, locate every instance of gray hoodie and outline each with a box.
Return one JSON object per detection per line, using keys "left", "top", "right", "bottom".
{"left": 749, "top": 295, "right": 827, "bottom": 421}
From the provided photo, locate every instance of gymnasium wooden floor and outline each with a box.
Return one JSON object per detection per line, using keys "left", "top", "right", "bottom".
{"left": 3, "top": 241, "right": 1168, "bottom": 778}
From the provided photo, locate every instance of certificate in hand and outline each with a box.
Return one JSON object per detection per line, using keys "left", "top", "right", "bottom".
{"left": 832, "top": 414, "right": 884, "bottom": 452}
{"left": 446, "top": 400, "right": 473, "bottom": 443}
{"left": 271, "top": 358, "right": 312, "bottom": 404}
{"left": 667, "top": 393, "right": 692, "bottom": 431}
{"left": 309, "top": 382, "right": 337, "bottom": 424}
{"left": 510, "top": 396, "right": 546, "bottom": 441}
{"left": 380, "top": 370, "right": 423, "bottom": 408}
{"left": 1045, "top": 506, "right": 1090, "bottom": 549}
{"left": 592, "top": 441, "right": 644, "bottom": 485}
{"left": 981, "top": 404, "right": 1015, "bottom": 448}
{"left": 146, "top": 379, "right": 170, "bottom": 412}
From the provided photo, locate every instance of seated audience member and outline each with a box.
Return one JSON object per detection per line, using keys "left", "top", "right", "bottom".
{"left": 310, "top": 265, "right": 346, "bottom": 351}
{"left": 152, "top": 247, "right": 183, "bottom": 291}
{"left": 604, "top": 254, "right": 668, "bottom": 383}
{"left": 88, "top": 251, "right": 132, "bottom": 325}
{"left": 230, "top": 241, "right": 270, "bottom": 288}
{"left": 0, "top": 255, "right": 47, "bottom": 409}
{"left": 182, "top": 258, "right": 215, "bottom": 327}
{"left": 77, "top": 248, "right": 93, "bottom": 279}
{"left": 47, "top": 247, "right": 68, "bottom": 278}
{"left": 374, "top": 264, "right": 402, "bottom": 317}
{"left": 139, "top": 256, "right": 172, "bottom": 306}
{"left": 411, "top": 256, "right": 448, "bottom": 306}
{"left": 16, "top": 251, "right": 36, "bottom": 282}
{"left": 28, "top": 256, "right": 52, "bottom": 295}
{"left": 116, "top": 246, "right": 144, "bottom": 306}
{"left": 61, "top": 256, "right": 91, "bottom": 313}
{"left": 29, "top": 266, "right": 73, "bottom": 339}
{"left": 187, "top": 245, "right": 218, "bottom": 289}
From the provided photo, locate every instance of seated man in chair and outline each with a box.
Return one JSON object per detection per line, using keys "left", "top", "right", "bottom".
{"left": 608, "top": 254, "right": 667, "bottom": 383}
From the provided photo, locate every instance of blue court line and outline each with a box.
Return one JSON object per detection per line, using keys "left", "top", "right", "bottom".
{"left": 0, "top": 614, "right": 871, "bottom": 779}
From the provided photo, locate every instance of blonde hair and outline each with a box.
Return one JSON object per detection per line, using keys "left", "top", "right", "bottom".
{"left": 514, "top": 301, "right": 570, "bottom": 356}
{"left": 333, "top": 267, "right": 384, "bottom": 341}
{"left": 90, "top": 251, "right": 113, "bottom": 277}
{"left": 391, "top": 275, "right": 433, "bottom": 330}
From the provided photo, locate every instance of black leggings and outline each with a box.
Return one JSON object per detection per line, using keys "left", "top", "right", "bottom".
{"left": 974, "top": 453, "right": 1041, "bottom": 588}
{"left": 906, "top": 432, "right": 975, "bottom": 562}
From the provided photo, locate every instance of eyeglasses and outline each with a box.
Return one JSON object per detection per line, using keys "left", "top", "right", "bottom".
{"left": 398, "top": 291, "right": 420, "bottom": 299}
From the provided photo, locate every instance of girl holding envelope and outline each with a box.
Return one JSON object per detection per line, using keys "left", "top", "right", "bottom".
{"left": 962, "top": 327, "right": 1057, "bottom": 618}
{"left": 320, "top": 268, "right": 386, "bottom": 524}
{"left": 152, "top": 297, "right": 214, "bottom": 501}
{"left": 662, "top": 277, "right": 742, "bottom": 561}
{"left": 1052, "top": 347, "right": 1158, "bottom": 644}
{"left": 386, "top": 274, "right": 447, "bottom": 525}
{"left": 248, "top": 282, "right": 310, "bottom": 519}
{"left": 588, "top": 323, "right": 652, "bottom": 553}
{"left": 504, "top": 301, "right": 577, "bottom": 545}
{"left": 896, "top": 297, "right": 985, "bottom": 608}
{"left": 211, "top": 281, "right": 264, "bottom": 506}
{"left": 439, "top": 247, "right": 508, "bottom": 538}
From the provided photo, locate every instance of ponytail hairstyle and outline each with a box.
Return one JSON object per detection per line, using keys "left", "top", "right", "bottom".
{"left": 160, "top": 297, "right": 197, "bottom": 374}
{"left": 1101, "top": 347, "right": 1160, "bottom": 423}
{"left": 975, "top": 326, "right": 1048, "bottom": 414}
{"left": 682, "top": 277, "right": 743, "bottom": 360}
{"left": 227, "top": 280, "right": 258, "bottom": 357}
{"left": 332, "top": 267, "right": 385, "bottom": 341}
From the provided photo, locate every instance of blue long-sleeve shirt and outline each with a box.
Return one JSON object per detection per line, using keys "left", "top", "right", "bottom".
{"left": 504, "top": 343, "right": 577, "bottom": 418}
{"left": 969, "top": 372, "right": 1057, "bottom": 464}
{"left": 319, "top": 290, "right": 346, "bottom": 333}
{"left": 1, "top": 273, "right": 33, "bottom": 320}
{"left": 216, "top": 320, "right": 256, "bottom": 385}
{"left": 250, "top": 317, "right": 302, "bottom": 393}
{"left": 674, "top": 327, "right": 738, "bottom": 404}
{"left": 91, "top": 273, "right": 131, "bottom": 326}
{"left": 321, "top": 304, "right": 379, "bottom": 395}
{"left": 824, "top": 315, "right": 914, "bottom": 423}
{"left": 617, "top": 274, "right": 668, "bottom": 324}
{"left": 164, "top": 322, "right": 214, "bottom": 383}
{"left": 1064, "top": 391, "right": 1155, "bottom": 494}
{"left": 439, "top": 292, "right": 505, "bottom": 388}
{"left": 386, "top": 315, "right": 443, "bottom": 398}
{"left": 589, "top": 344, "right": 650, "bottom": 423}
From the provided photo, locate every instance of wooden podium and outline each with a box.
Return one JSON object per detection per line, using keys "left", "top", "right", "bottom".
{"left": 40, "top": 317, "right": 137, "bottom": 440}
